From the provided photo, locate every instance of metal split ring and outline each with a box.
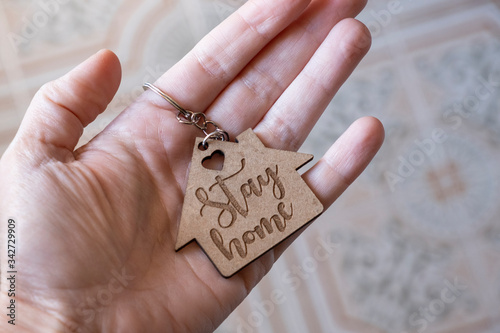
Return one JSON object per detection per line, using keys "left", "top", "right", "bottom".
{"left": 143, "top": 82, "right": 230, "bottom": 144}
{"left": 202, "top": 130, "right": 230, "bottom": 149}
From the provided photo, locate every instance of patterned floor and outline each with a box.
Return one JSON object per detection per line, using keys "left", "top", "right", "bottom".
{"left": 1, "top": 0, "right": 499, "bottom": 332}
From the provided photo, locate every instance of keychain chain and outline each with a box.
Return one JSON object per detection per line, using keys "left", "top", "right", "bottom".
{"left": 143, "top": 82, "right": 229, "bottom": 147}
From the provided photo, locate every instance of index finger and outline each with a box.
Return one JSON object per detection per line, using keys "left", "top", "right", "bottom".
{"left": 139, "top": 0, "right": 312, "bottom": 115}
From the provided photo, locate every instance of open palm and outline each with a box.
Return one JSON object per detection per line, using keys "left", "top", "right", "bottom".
{"left": 0, "top": 0, "right": 384, "bottom": 332}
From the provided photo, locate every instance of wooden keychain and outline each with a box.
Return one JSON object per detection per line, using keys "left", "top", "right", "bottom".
{"left": 144, "top": 83, "right": 324, "bottom": 277}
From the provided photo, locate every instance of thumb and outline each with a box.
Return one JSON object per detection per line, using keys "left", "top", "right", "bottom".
{"left": 15, "top": 49, "right": 121, "bottom": 160}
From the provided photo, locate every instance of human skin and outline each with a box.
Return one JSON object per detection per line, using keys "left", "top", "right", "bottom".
{"left": 0, "top": 0, "right": 384, "bottom": 332}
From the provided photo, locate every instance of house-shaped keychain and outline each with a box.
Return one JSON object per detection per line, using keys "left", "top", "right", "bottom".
{"left": 175, "top": 129, "right": 324, "bottom": 277}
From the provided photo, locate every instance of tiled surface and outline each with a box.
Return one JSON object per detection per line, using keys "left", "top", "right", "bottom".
{"left": 1, "top": 0, "right": 499, "bottom": 332}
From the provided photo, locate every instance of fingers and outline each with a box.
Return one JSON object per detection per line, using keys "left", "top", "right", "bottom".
{"left": 272, "top": 116, "right": 385, "bottom": 259}
{"left": 205, "top": 0, "right": 368, "bottom": 136}
{"left": 304, "top": 117, "right": 384, "bottom": 207}
{"left": 140, "top": 0, "right": 312, "bottom": 114}
{"left": 17, "top": 49, "right": 121, "bottom": 159}
{"left": 255, "top": 18, "right": 372, "bottom": 151}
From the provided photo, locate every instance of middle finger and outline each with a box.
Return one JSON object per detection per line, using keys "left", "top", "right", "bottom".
{"left": 204, "top": 0, "right": 367, "bottom": 137}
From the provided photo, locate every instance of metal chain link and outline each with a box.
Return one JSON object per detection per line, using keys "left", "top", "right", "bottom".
{"left": 143, "top": 83, "right": 229, "bottom": 147}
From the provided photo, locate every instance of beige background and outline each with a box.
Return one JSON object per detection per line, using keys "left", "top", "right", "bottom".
{"left": 1, "top": 0, "right": 500, "bottom": 332}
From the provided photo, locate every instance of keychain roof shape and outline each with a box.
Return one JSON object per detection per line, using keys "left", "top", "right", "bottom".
{"left": 175, "top": 129, "right": 324, "bottom": 277}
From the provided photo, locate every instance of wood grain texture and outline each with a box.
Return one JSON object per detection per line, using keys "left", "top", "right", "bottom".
{"left": 176, "top": 129, "right": 324, "bottom": 277}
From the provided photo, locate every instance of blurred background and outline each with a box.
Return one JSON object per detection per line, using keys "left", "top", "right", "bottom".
{"left": 1, "top": 0, "right": 499, "bottom": 332}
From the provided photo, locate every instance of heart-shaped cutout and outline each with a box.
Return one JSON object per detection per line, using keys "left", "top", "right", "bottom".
{"left": 202, "top": 150, "right": 225, "bottom": 171}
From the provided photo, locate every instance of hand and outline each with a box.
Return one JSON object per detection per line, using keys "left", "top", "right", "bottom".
{"left": 0, "top": 0, "right": 384, "bottom": 332}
